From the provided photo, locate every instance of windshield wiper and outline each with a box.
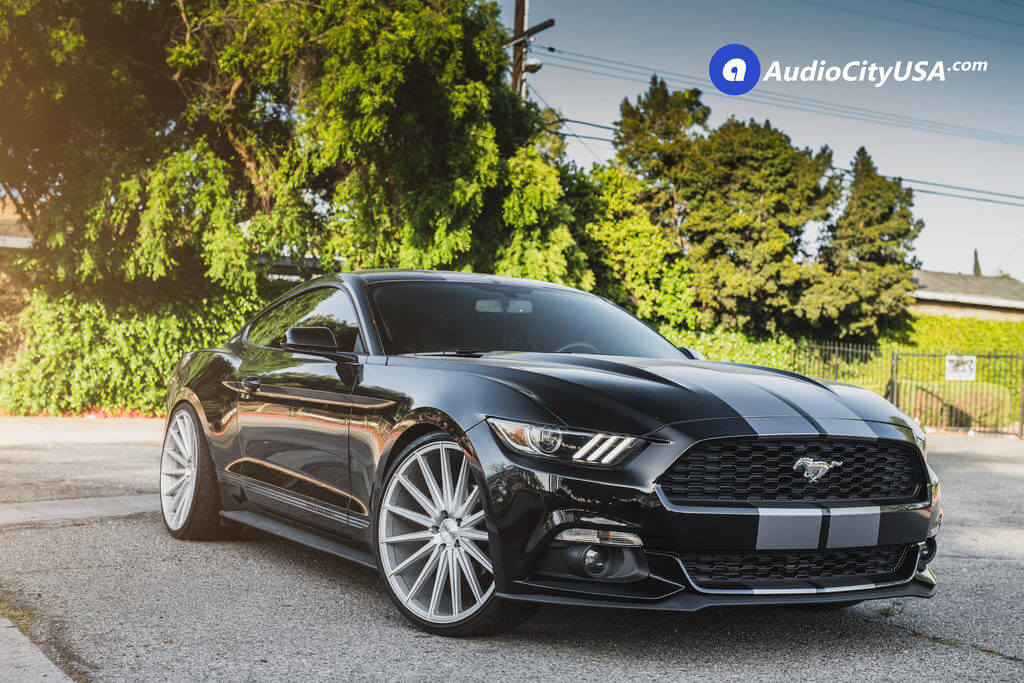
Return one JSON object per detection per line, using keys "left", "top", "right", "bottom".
{"left": 407, "top": 348, "right": 493, "bottom": 357}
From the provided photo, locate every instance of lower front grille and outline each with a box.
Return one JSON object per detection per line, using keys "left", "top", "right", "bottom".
{"left": 679, "top": 544, "right": 914, "bottom": 591}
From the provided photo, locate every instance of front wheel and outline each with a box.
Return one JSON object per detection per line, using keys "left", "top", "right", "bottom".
{"left": 160, "top": 403, "right": 223, "bottom": 540}
{"left": 374, "top": 433, "right": 533, "bottom": 636}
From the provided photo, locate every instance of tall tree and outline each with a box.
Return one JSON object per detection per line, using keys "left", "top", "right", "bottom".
{"left": 973, "top": 249, "right": 982, "bottom": 277}
{"left": 572, "top": 164, "right": 699, "bottom": 330}
{"left": 614, "top": 76, "right": 709, "bottom": 243}
{"left": 0, "top": 0, "right": 538, "bottom": 299}
{"left": 676, "top": 119, "right": 840, "bottom": 334}
{"left": 805, "top": 147, "right": 922, "bottom": 339}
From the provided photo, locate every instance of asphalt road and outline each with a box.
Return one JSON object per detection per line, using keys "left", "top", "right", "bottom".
{"left": 0, "top": 418, "right": 1021, "bottom": 681}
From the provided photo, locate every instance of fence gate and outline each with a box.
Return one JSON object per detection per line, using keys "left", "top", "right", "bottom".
{"left": 789, "top": 343, "right": 1024, "bottom": 436}
{"left": 892, "top": 353, "right": 1024, "bottom": 436}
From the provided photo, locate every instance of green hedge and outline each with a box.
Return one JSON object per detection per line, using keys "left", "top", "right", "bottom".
{"left": 663, "top": 327, "right": 800, "bottom": 367}
{"left": 893, "top": 315, "right": 1024, "bottom": 354}
{"left": 0, "top": 291, "right": 260, "bottom": 415}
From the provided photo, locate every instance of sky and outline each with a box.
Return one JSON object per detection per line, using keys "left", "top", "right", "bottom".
{"left": 498, "top": 0, "right": 1024, "bottom": 280}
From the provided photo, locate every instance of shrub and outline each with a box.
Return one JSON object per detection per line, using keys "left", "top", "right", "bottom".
{"left": 662, "top": 327, "right": 799, "bottom": 368}
{"left": 893, "top": 314, "right": 1024, "bottom": 355}
{"left": 0, "top": 290, "right": 260, "bottom": 415}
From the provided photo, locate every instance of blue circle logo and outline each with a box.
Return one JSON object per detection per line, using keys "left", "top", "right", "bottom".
{"left": 709, "top": 44, "right": 760, "bottom": 95}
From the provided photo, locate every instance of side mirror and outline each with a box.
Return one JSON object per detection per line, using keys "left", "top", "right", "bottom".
{"left": 283, "top": 326, "right": 340, "bottom": 355}
{"left": 677, "top": 346, "right": 705, "bottom": 361}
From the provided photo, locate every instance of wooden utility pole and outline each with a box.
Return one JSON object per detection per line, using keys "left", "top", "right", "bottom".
{"left": 511, "top": 0, "right": 528, "bottom": 97}
{"left": 506, "top": 1, "right": 553, "bottom": 97}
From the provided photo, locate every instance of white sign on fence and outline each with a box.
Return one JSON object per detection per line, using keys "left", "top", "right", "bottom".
{"left": 944, "top": 355, "right": 977, "bottom": 382}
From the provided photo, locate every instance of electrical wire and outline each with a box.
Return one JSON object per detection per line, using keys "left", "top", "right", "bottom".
{"left": 896, "top": 0, "right": 1024, "bottom": 29}
{"left": 896, "top": 178, "right": 1024, "bottom": 202}
{"left": 903, "top": 188, "right": 1024, "bottom": 208}
{"left": 529, "top": 85, "right": 604, "bottom": 163}
{"left": 538, "top": 48, "right": 1024, "bottom": 147}
{"left": 786, "top": 0, "right": 1024, "bottom": 48}
{"left": 543, "top": 49, "right": 1015, "bottom": 143}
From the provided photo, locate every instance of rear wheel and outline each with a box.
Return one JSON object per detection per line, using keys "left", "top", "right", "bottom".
{"left": 160, "top": 404, "right": 223, "bottom": 540}
{"left": 374, "top": 433, "right": 533, "bottom": 636}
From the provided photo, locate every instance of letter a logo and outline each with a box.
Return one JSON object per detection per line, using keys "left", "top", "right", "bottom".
{"left": 709, "top": 44, "right": 760, "bottom": 95}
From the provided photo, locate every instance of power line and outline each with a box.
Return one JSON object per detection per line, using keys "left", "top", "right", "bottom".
{"left": 832, "top": 165, "right": 1024, "bottom": 207}
{"left": 786, "top": 0, "right": 1024, "bottom": 48}
{"left": 530, "top": 85, "right": 604, "bottom": 163}
{"left": 542, "top": 111, "right": 1024, "bottom": 208}
{"left": 542, "top": 46, "right": 1008, "bottom": 140}
{"left": 559, "top": 118, "right": 616, "bottom": 132}
{"left": 538, "top": 47, "right": 1024, "bottom": 147}
{"left": 551, "top": 132, "right": 615, "bottom": 143}
{"left": 896, "top": 178, "right": 1024, "bottom": 202}
{"left": 897, "top": 0, "right": 1024, "bottom": 29}
{"left": 542, "top": 60, "right": 1023, "bottom": 148}
{"left": 910, "top": 188, "right": 1024, "bottom": 208}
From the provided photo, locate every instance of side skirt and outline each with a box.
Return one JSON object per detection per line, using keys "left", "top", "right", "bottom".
{"left": 220, "top": 509, "right": 377, "bottom": 570}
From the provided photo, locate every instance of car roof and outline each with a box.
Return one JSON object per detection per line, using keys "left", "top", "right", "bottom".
{"left": 334, "top": 269, "right": 582, "bottom": 292}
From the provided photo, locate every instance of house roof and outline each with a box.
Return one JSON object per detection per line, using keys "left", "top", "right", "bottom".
{"left": 911, "top": 269, "right": 1024, "bottom": 311}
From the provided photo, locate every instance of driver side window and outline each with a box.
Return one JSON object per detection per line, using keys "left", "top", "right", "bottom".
{"left": 245, "top": 287, "right": 363, "bottom": 353}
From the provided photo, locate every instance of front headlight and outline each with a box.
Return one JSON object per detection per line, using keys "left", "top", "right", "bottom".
{"left": 486, "top": 418, "right": 644, "bottom": 467}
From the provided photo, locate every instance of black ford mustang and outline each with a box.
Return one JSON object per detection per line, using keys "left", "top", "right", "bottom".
{"left": 160, "top": 270, "right": 941, "bottom": 635}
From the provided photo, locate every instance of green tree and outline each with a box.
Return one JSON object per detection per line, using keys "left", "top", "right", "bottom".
{"left": 573, "top": 164, "right": 698, "bottom": 330}
{"left": 677, "top": 119, "right": 840, "bottom": 334}
{"left": 614, "top": 76, "right": 710, "bottom": 242}
{"left": 804, "top": 147, "right": 922, "bottom": 339}
{"left": 1, "top": 0, "right": 537, "bottom": 298}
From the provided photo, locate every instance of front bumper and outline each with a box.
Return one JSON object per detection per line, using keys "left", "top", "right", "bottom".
{"left": 466, "top": 417, "right": 941, "bottom": 611}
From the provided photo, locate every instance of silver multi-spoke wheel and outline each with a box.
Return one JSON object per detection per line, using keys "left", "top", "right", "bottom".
{"left": 378, "top": 440, "right": 494, "bottom": 624}
{"left": 160, "top": 409, "right": 199, "bottom": 531}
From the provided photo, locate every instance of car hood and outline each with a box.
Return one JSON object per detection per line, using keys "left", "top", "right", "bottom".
{"left": 400, "top": 352, "right": 916, "bottom": 437}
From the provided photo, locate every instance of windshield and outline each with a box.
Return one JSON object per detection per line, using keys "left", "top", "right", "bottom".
{"left": 368, "top": 281, "right": 682, "bottom": 359}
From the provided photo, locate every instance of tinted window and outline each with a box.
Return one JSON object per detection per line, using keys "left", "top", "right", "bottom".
{"left": 246, "top": 307, "right": 283, "bottom": 347}
{"left": 292, "top": 289, "right": 363, "bottom": 353}
{"left": 369, "top": 281, "right": 680, "bottom": 359}
{"left": 247, "top": 287, "right": 362, "bottom": 352}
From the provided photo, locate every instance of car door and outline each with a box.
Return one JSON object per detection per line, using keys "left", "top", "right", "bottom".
{"left": 232, "top": 286, "right": 367, "bottom": 537}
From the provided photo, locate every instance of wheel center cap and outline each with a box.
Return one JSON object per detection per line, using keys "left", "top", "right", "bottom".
{"left": 438, "top": 518, "right": 459, "bottom": 545}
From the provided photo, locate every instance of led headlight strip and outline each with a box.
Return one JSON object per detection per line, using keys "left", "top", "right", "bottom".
{"left": 487, "top": 418, "right": 643, "bottom": 466}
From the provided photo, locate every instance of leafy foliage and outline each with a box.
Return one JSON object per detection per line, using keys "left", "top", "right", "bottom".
{"left": 1, "top": 0, "right": 537, "bottom": 297}
{"left": 614, "top": 76, "right": 709, "bottom": 240}
{"left": 575, "top": 165, "right": 698, "bottom": 330}
{"left": 613, "top": 78, "right": 923, "bottom": 341}
{"left": 0, "top": 289, "right": 260, "bottom": 415}
{"left": 675, "top": 119, "right": 840, "bottom": 335}
{"left": 803, "top": 148, "right": 923, "bottom": 339}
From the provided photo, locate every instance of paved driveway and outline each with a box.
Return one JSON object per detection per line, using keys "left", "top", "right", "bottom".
{"left": 0, "top": 419, "right": 1021, "bottom": 681}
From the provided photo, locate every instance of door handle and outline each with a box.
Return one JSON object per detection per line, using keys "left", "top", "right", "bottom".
{"left": 240, "top": 377, "right": 261, "bottom": 395}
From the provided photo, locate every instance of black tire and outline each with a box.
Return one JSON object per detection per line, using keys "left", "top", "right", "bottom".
{"left": 160, "top": 403, "right": 224, "bottom": 540}
{"left": 372, "top": 432, "right": 535, "bottom": 637}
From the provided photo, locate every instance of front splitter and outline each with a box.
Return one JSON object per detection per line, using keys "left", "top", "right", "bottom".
{"left": 498, "top": 570, "right": 937, "bottom": 612}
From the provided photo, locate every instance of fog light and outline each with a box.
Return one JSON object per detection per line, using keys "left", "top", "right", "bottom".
{"left": 581, "top": 545, "right": 610, "bottom": 577}
{"left": 555, "top": 528, "right": 642, "bottom": 547}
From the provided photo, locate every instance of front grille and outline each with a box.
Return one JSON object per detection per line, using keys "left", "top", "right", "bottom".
{"left": 680, "top": 545, "right": 912, "bottom": 589}
{"left": 659, "top": 438, "right": 925, "bottom": 505}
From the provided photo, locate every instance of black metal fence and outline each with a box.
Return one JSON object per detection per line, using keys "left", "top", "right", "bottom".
{"left": 785, "top": 342, "right": 1024, "bottom": 436}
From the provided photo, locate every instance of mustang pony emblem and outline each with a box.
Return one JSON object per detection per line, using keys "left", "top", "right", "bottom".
{"left": 793, "top": 457, "right": 843, "bottom": 483}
